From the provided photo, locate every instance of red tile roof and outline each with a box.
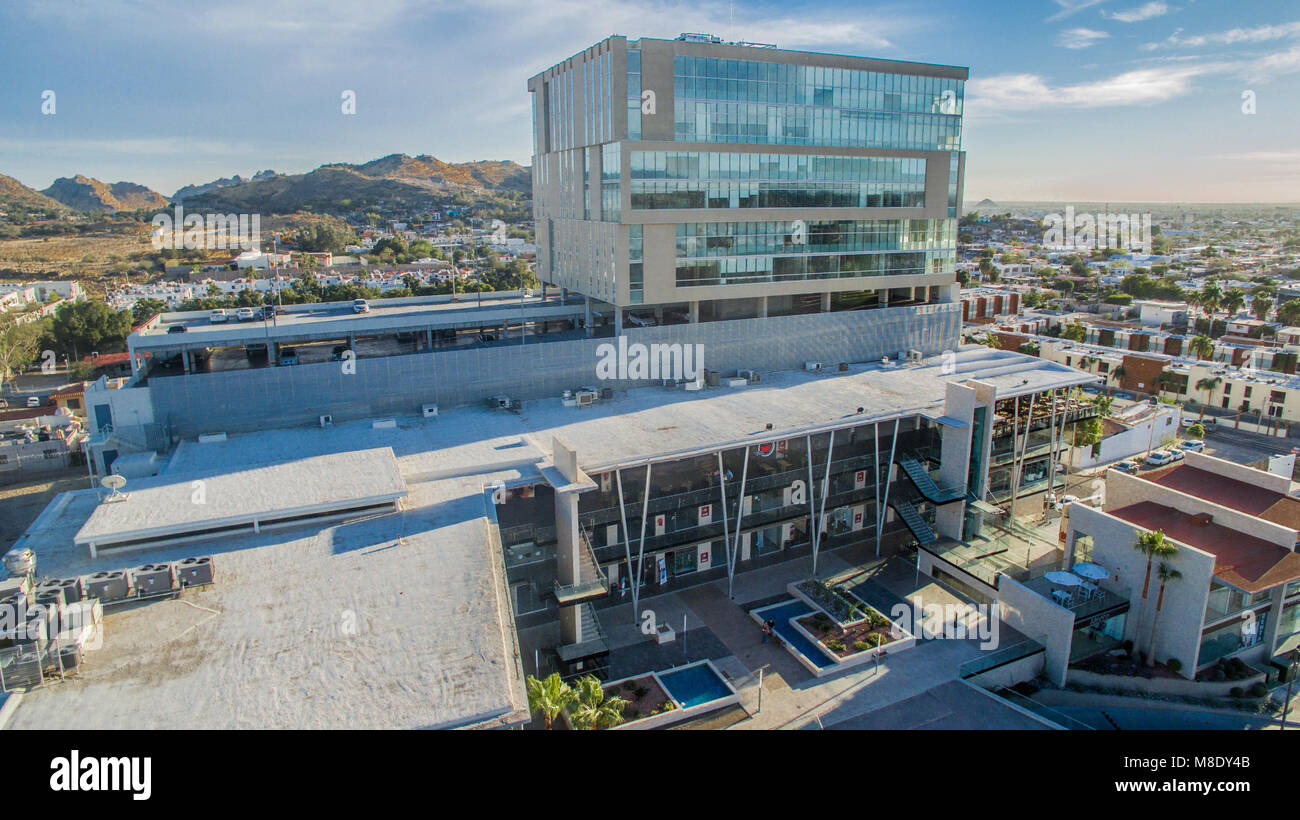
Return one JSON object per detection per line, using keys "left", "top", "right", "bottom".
{"left": 1143, "top": 463, "right": 1300, "bottom": 532}
{"left": 1109, "top": 500, "right": 1300, "bottom": 593}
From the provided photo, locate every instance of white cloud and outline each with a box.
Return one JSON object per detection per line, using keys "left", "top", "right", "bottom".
{"left": 1143, "top": 20, "right": 1300, "bottom": 49}
{"left": 1059, "top": 27, "right": 1110, "bottom": 49}
{"left": 968, "top": 63, "right": 1215, "bottom": 111}
{"left": 1047, "top": 0, "right": 1106, "bottom": 22}
{"left": 1104, "top": 2, "right": 1168, "bottom": 23}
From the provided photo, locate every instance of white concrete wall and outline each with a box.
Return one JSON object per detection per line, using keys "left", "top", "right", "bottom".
{"left": 1068, "top": 503, "right": 1214, "bottom": 676}
{"left": 996, "top": 576, "right": 1076, "bottom": 686}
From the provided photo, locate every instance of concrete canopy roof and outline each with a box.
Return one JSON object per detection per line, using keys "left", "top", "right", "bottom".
{"left": 74, "top": 447, "right": 407, "bottom": 550}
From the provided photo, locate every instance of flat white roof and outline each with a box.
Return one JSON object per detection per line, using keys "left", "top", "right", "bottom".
{"left": 74, "top": 448, "right": 407, "bottom": 549}
{"left": 11, "top": 457, "right": 529, "bottom": 730}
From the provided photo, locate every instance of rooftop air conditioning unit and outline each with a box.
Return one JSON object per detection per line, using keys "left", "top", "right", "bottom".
{"left": 576, "top": 390, "right": 597, "bottom": 406}
{"left": 804, "top": 361, "right": 823, "bottom": 372}
{"left": 494, "top": 395, "right": 511, "bottom": 410}
{"left": 421, "top": 403, "right": 439, "bottom": 418}
{"left": 907, "top": 349, "right": 923, "bottom": 365}
{"left": 177, "top": 556, "right": 215, "bottom": 588}
{"left": 320, "top": 414, "right": 333, "bottom": 427}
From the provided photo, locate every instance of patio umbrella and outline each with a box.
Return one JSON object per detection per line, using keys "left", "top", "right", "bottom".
{"left": 1072, "top": 562, "right": 1109, "bottom": 581}
{"left": 1044, "top": 570, "right": 1082, "bottom": 587}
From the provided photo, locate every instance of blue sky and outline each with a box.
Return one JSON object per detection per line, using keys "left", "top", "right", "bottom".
{"left": 0, "top": 0, "right": 1297, "bottom": 202}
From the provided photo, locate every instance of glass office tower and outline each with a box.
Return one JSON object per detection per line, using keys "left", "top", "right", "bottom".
{"left": 528, "top": 34, "right": 966, "bottom": 324}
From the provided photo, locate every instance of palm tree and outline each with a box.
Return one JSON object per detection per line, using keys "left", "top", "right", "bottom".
{"left": 1252, "top": 295, "right": 1274, "bottom": 321}
{"left": 1146, "top": 561, "right": 1183, "bottom": 667}
{"left": 1222, "top": 288, "right": 1246, "bottom": 316}
{"left": 1109, "top": 364, "right": 1126, "bottom": 385}
{"left": 526, "top": 672, "right": 576, "bottom": 730}
{"left": 981, "top": 332, "right": 1002, "bottom": 350}
{"left": 567, "top": 675, "right": 628, "bottom": 730}
{"left": 1194, "top": 375, "right": 1222, "bottom": 400}
{"left": 1199, "top": 281, "right": 1222, "bottom": 315}
{"left": 1277, "top": 298, "right": 1300, "bottom": 327}
{"left": 1133, "top": 529, "right": 1177, "bottom": 658}
{"left": 1190, "top": 335, "right": 1215, "bottom": 361}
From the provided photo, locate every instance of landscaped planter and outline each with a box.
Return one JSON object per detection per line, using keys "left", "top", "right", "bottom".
{"left": 787, "top": 580, "right": 917, "bottom": 674}
{"left": 572, "top": 661, "right": 740, "bottom": 730}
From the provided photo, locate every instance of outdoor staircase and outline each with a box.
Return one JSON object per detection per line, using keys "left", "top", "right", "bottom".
{"left": 889, "top": 498, "right": 937, "bottom": 546}
{"left": 898, "top": 456, "right": 964, "bottom": 503}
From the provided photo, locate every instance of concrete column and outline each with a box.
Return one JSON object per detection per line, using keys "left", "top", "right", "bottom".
{"left": 268, "top": 341, "right": 278, "bottom": 365}
{"left": 426, "top": 328, "right": 433, "bottom": 350}
{"left": 689, "top": 301, "right": 699, "bottom": 323}
{"left": 348, "top": 334, "right": 356, "bottom": 350}
{"left": 614, "top": 306, "right": 624, "bottom": 337}
{"left": 562, "top": 287, "right": 569, "bottom": 303}
{"left": 880, "top": 290, "right": 890, "bottom": 307}
{"left": 821, "top": 292, "right": 831, "bottom": 312}
{"left": 758, "top": 296, "right": 768, "bottom": 319}
{"left": 556, "top": 490, "right": 582, "bottom": 646}
{"left": 584, "top": 297, "right": 593, "bottom": 336}
{"left": 182, "top": 349, "right": 192, "bottom": 373}
{"left": 654, "top": 307, "right": 664, "bottom": 323}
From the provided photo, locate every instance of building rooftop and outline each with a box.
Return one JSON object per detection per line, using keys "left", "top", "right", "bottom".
{"left": 9, "top": 440, "right": 530, "bottom": 730}
{"left": 74, "top": 448, "right": 408, "bottom": 551}
{"left": 1108, "top": 500, "right": 1300, "bottom": 593}
{"left": 1144, "top": 462, "right": 1300, "bottom": 532}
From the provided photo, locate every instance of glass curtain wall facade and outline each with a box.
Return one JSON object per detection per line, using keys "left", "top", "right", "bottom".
{"left": 529, "top": 35, "right": 968, "bottom": 313}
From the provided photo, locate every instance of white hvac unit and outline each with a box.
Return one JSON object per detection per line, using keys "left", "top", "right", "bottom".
{"left": 684, "top": 379, "right": 703, "bottom": 391}
{"left": 372, "top": 418, "right": 397, "bottom": 429}
{"left": 576, "top": 390, "right": 597, "bottom": 406}
{"left": 907, "top": 349, "right": 923, "bottom": 365}
{"left": 319, "top": 415, "right": 333, "bottom": 427}
{"left": 725, "top": 378, "right": 748, "bottom": 388}
{"left": 493, "top": 395, "right": 512, "bottom": 410}
{"left": 804, "top": 361, "right": 823, "bottom": 372}
{"left": 197, "top": 432, "right": 227, "bottom": 444}
{"left": 421, "top": 403, "right": 439, "bottom": 418}
{"left": 738, "top": 369, "right": 761, "bottom": 383}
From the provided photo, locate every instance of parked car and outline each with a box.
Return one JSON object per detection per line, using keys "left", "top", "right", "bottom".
{"left": 1168, "top": 448, "right": 1185, "bottom": 462}
{"left": 1145, "top": 451, "right": 1175, "bottom": 467}
{"left": 352, "top": 299, "right": 370, "bottom": 314}
{"left": 1201, "top": 417, "right": 1217, "bottom": 430}
{"left": 166, "top": 324, "right": 188, "bottom": 334}
{"left": 210, "top": 309, "right": 228, "bottom": 324}
{"left": 1113, "top": 460, "right": 1141, "bottom": 474}
{"left": 26, "top": 396, "right": 40, "bottom": 408}
{"left": 1179, "top": 439, "right": 1205, "bottom": 452}
{"left": 261, "top": 304, "right": 277, "bottom": 319}
{"left": 278, "top": 347, "right": 299, "bottom": 366}
{"left": 235, "top": 307, "right": 255, "bottom": 322}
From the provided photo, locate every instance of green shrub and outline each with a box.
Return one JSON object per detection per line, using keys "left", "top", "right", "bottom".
{"left": 826, "top": 639, "right": 846, "bottom": 652}
{"left": 1230, "top": 686, "right": 1244, "bottom": 698}
{"left": 1249, "top": 682, "right": 1268, "bottom": 698}
{"left": 634, "top": 686, "right": 648, "bottom": 700}
{"left": 1165, "top": 658, "right": 1182, "bottom": 674}
{"left": 853, "top": 640, "right": 871, "bottom": 652}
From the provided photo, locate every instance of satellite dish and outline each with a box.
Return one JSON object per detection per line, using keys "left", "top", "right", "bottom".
{"left": 100, "top": 474, "right": 128, "bottom": 501}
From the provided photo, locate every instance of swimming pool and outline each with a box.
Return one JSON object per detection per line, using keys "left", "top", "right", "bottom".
{"left": 752, "top": 599, "right": 836, "bottom": 670}
{"left": 657, "top": 662, "right": 734, "bottom": 708}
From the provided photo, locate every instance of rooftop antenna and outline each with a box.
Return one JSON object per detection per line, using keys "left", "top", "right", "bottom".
{"left": 100, "top": 473, "right": 129, "bottom": 503}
